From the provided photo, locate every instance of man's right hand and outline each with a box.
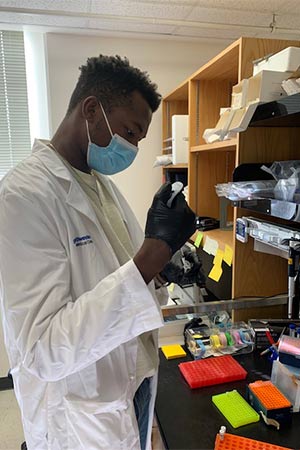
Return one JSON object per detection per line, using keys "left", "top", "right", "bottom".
{"left": 133, "top": 182, "right": 196, "bottom": 284}
{"left": 145, "top": 182, "right": 196, "bottom": 254}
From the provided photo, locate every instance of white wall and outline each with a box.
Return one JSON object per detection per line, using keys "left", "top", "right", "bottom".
{"left": 46, "top": 33, "right": 226, "bottom": 226}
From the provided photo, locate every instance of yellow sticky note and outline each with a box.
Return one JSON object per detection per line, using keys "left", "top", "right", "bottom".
{"left": 161, "top": 344, "right": 187, "bottom": 360}
{"left": 213, "top": 249, "right": 224, "bottom": 267}
{"left": 208, "top": 264, "right": 223, "bottom": 282}
{"left": 223, "top": 244, "right": 233, "bottom": 266}
{"left": 194, "top": 231, "right": 203, "bottom": 248}
{"left": 168, "top": 283, "right": 175, "bottom": 292}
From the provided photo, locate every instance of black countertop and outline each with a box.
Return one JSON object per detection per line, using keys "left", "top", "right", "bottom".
{"left": 155, "top": 350, "right": 300, "bottom": 450}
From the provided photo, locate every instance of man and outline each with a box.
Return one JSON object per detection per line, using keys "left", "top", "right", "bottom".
{"left": 0, "top": 55, "right": 196, "bottom": 450}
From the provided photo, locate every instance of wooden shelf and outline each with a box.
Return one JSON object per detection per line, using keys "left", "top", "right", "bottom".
{"left": 164, "top": 80, "right": 189, "bottom": 101}
{"left": 191, "top": 228, "right": 233, "bottom": 250}
{"left": 190, "top": 139, "right": 237, "bottom": 153}
{"left": 162, "top": 164, "right": 188, "bottom": 170}
{"left": 190, "top": 39, "right": 239, "bottom": 82}
{"left": 162, "top": 147, "right": 172, "bottom": 153}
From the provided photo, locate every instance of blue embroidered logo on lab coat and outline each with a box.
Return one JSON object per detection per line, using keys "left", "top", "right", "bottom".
{"left": 73, "top": 235, "right": 93, "bottom": 247}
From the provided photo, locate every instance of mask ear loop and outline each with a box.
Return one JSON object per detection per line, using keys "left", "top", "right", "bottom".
{"left": 99, "top": 102, "right": 113, "bottom": 138}
{"left": 86, "top": 120, "right": 92, "bottom": 143}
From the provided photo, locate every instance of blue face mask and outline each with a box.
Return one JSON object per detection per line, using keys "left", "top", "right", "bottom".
{"left": 86, "top": 102, "right": 138, "bottom": 175}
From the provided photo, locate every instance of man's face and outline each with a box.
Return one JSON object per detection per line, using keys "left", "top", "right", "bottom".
{"left": 92, "top": 90, "right": 153, "bottom": 148}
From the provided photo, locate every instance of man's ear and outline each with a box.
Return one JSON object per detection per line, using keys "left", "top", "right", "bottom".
{"left": 81, "top": 96, "right": 99, "bottom": 122}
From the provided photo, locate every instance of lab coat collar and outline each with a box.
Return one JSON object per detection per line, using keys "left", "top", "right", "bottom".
{"left": 32, "top": 139, "right": 72, "bottom": 182}
{"left": 32, "top": 139, "right": 100, "bottom": 225}
{"left": 32, "top": 139, "right": 128, "bottom": 225}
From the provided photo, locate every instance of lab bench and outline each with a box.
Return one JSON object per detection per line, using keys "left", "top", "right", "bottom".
{"left": 155, "top": 350, "right": 300, "bottom": 450}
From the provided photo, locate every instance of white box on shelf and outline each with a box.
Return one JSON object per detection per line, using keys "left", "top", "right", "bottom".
{"left": 228, "top": 102, "right": 258, "bottom": 133}
{"left": 253, "top": 47, "right": 300, "bottom": 75}
{"left": 172, "top": 115, "right": 189, "bottom": 164}
{"left": 231, "top": 79, "right": 249, "bottom": 109}
{"left": 247, "top": 70, "right": 288, "bottom": 104}
{"left": 203, "top": 108, "right": 235, "bottom": 143}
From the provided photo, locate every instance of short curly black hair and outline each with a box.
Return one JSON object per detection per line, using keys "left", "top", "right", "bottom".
{"left": 67, "top": 55, "right": 161, "bottom": 114}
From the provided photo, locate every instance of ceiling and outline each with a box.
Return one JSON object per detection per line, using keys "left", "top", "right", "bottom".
{"left": 1, "top": 0, "right": 300, "bottom": 43}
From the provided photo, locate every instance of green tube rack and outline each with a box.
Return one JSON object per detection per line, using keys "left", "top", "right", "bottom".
{"left": 212, "top": 390, "right": 260, "bottom": 428}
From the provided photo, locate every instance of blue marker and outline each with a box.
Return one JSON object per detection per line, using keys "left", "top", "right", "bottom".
{"left": 296, "top": 327, "right": 300, "bottom": 338}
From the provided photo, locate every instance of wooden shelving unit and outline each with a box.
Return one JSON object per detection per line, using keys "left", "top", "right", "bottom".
{"left": 162, "top": 164, "right": 188, "bottom": 170}
{"left": 190, "top": 139, "right": 237, "bottom": 153}
{"left": 162, "top": 36, "right": 300, "bottom": 321}
{"left": 162, "top": 80, "right": 189, "bottom": 188}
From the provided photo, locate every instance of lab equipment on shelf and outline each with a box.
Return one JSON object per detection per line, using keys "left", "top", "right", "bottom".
{"left": 216, "top": 160, "right": 300, "bottom": 221}
{"left": 235, "top": 216, "right": 300, "bottom": 250}
{"left": 215, "top": 180, "right": 276, "bottom": 201}
{"left": 236, "top": 217, "right": 300, "bottom": 319}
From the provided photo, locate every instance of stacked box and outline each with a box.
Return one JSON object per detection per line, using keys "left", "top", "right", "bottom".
{"left": 247, "top": 380, "right": 292, "bottom": 429}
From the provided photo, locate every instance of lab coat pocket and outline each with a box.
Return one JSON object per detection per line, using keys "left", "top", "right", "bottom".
{"left": 63, "top": 395, "right": 140, "bottom": 450}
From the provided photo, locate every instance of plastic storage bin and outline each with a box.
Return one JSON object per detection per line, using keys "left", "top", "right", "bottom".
{"left": 253, "top": 47, "right": 300, "bottom": 75}
{"left": 246, "top": 70, "right": 288, "bottom": 104}
{"left": 271, "top": 359, "right": 300, "bottom": 412}
{"left": 185, "top": 321, "right": 254, "bottom": 360}
{"left": 171, "top": 115, "right": 189, "bottom": 164}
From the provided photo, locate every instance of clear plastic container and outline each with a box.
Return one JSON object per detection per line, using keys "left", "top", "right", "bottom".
{"left": 271, "top": 359, "right": 300, "bottom": 412}
{"left": 185, "top": 321, "right": 254, "bottom": 360}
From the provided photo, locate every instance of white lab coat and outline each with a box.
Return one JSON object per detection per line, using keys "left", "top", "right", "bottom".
{"left": 0, "top": 139, "right": 167, "bottom": 450}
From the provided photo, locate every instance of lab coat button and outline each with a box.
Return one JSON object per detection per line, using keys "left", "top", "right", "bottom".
{"left": 130, "top": 375, "right": 134, "bottom": 380}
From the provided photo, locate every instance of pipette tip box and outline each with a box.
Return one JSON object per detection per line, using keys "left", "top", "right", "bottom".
{"left": 247, "top": 380, "right": 292, "bottom": 429}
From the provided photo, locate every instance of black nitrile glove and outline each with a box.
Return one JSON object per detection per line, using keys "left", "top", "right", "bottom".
{"left": 145, "top": 182, "right": 196, "bottom": 254}
{"left": 160, "top": 247, "right": 206, "bottom": 287}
